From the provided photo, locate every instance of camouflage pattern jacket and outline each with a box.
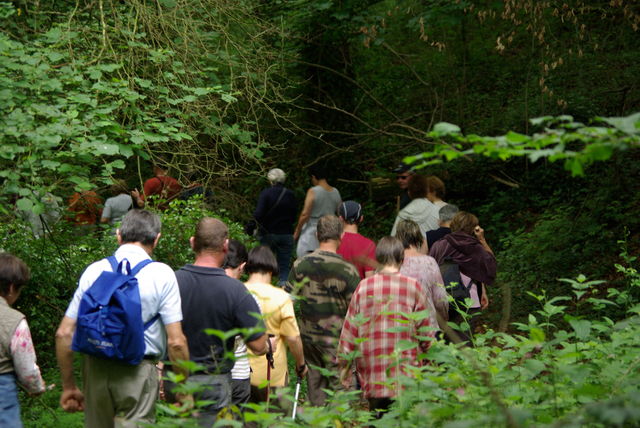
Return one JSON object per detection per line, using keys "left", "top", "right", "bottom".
{"left": 287, "top": 250, "right": 361, "bottom": 348}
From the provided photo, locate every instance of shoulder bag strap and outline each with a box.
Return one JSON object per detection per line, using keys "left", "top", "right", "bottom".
{"left": 265, "top": 187, "right": 287, "bottom": 217}
{"left": 254, "top": 187, "right": 287, "bottom": 230}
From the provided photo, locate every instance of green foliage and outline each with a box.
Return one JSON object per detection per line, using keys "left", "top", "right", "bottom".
{"left": 0, "top": 29, "right": 185, "bottom": 209}
{"left": 152, "top": 196, "right": 252, "bottom": 270}
{"left": 414, "top": 113, "right": 640, "bottom": 177}
{"left": 1, "top": 0, "right": 293, "bottom": 217}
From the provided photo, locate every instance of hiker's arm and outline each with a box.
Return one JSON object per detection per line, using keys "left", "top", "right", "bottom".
{"left": 283, "top": 335, "right": 307, "bottom": 378}
{"left": 253, "top": 189, "right": 268, "bottom": 222}
{"left": 481, "top": 283, "right": 489, "bottom": 310}
{"left": 293, "top": 188, "right": 314, "bottom": 240}
{"left": 55, "top": 316, "right": 84, "bottom": 412}
{"left": 100, "top": 202, "right": 111, "bottom": 224}
{"left": 11, "top": 319, "right": 45, "bottom": 395}
{"left": 131, "top": 189, "right": 145, "bottom": 208}
{"left": 246, "top": 333, "right": 269, "bottom": 356}
{"left": 166, "top": 321, "right": 189, "bottom": 378}
{"left": 474, "top": 226, "right": 494, "bottom": 255}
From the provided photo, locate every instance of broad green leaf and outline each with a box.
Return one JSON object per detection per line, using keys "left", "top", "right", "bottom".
{"left": 94, "top": 143, "right": 120, "bottom": 156}
{"left": 16, "top": 198, "right": 33, "bottom": 212}
{"left": 523, "top": 359, "right": 545, "bottom": 379}
{"left": 158, "top": 0, "right": 177, "bottom": 7}
{"left": 529, "top": 327, "right": 545, "bottom": 343}
{"left": 600, "top": 112, "right": 640, "bottom": 135}
{"left": 47, "top": 52, "right": 64, "bottom": 63}
{"left": 505, "top": 131, "right": 528, "bottom": 143}
{"left": 432, "top": 122, "right": 461, "bottom": 135}
{"left": 564, "top": 158, "right": 584, "bottom": 176}
{"left": 221, "top": 93, "right": 237, "bottom": 103}
{"left": 569, "top": 319, "right": 592, "bottom": 341}
{"left": 530, "top": 116, "right": 553, "bottom": 126}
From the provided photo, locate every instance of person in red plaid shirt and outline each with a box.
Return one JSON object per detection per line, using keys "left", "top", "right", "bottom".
{"left": 338, "top": 236, "right": 436, "bottom": 417}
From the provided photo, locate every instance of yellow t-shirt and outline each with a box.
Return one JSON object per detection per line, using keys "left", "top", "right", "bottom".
{"left": 245, "top": 281, "right": 300, "bottom": 387}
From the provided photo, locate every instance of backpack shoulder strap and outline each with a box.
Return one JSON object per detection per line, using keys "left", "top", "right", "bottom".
{"left": 130, "top": 258, "right": 160, "bottom": 329}
{"left": 107, "top": 256, "right": 119, "bottom": 272}
{"left": 144, "top": 313, "right": 161, "bottom": 330}
{"left": 130, "top": 259, "right": 154, "bottom": 277}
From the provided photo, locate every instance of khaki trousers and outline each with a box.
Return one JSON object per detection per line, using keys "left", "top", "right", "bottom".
{"left": 303, "top": 341, "right": 341, "bottom": 407}
{"left": 82, "top": 356, "right": 159, "bottom": 428}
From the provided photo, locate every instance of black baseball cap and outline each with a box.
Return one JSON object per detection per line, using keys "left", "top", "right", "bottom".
{"left": 338, "top": 201, "right": 362, "bottom": 223}
{"left": 392, "top": 162, "right": 416, "bottom": 173}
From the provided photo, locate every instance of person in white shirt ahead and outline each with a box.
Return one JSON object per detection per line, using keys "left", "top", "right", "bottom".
{"left": 55, "top": 209, "right": 190, "bottom": 428}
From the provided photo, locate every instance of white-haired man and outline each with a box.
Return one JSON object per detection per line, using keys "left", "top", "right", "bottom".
{"left": 253, "top": 168, "right": 297, "bottom": 285}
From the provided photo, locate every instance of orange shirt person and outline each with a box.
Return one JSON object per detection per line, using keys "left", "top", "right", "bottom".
{"left": 67, "top": 191, "right": 103, "bottom": 225}
{"left": 132, "top": 165, "right": 182, "bottom": 209}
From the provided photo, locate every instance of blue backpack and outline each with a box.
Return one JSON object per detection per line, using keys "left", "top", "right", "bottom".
{"left": 72, "top": 256, "right": 159, "bottom": 365}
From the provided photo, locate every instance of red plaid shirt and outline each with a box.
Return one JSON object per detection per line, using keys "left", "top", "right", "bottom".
{"left": 338, "top": 272, "right": 434, "bottom": 398}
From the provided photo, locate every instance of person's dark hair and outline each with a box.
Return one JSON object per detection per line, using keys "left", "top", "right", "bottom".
{"left": 426, "top": 176, "right": 446, "bottom": 199}
{"left": 395, "top": 220, "right": 424, "bottom": 249}
{"left": 224, "top": 239, "right": 248, "bottom": 269}
{"left": 119, "top": 209, "right": 161, "bottom": 246}
{"left": 0, "top": 253, "right": 30, "bottom": 296}
{"left": 308, "top": 164, "right": 328, "bottom": 181}
{"left": 193, "top": 217, "right": 228, "bottom": 253}
{"left": 245, "top": 245, "right": 279, "bottom": 276}
{"left": 110, "top": 179, "right": 129, "bottom": 196}
{"left": 407, "top": 174, "right": 428, "bottom": 199}
{"left": 450, "top": 211, "right": 479, "bottom": 235}
{"left": 317, "top": 215, "right": 343, "bottom": 242}
{"left": 375, "top": 236, "right": 404, "bottom": 268}
{"left": 439, "top": 204, "right": 459, "bottom": 223}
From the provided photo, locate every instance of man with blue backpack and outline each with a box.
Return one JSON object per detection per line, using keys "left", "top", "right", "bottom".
{"left": 55, "top": 209, "right": 190, "bottom": 428}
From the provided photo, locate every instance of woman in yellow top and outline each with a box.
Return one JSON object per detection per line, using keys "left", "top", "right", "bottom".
{"left": 245, "top": 246, "right": 307, "bottom": 404}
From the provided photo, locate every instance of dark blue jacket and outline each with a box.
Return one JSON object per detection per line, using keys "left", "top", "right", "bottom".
{"left": 254, "top": 184, "right": 297, "bottom": 235}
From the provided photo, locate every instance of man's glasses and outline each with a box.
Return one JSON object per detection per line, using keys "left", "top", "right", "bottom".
{"left": 396, "top": 175, "right": 410, "bottom": 180}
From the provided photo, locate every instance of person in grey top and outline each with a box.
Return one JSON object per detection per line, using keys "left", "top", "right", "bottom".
{"left": 294, "top": 165, "right": 341, "bottom": 257}
{"left": 17, "top": 191, "right": 61, "bottom": 238}
{"left": 100, "top": 179, "right": 133, "bottom": 226}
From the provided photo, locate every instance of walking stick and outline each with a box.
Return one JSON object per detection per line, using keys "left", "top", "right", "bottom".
{"left": 291, "top": 362, "right": 305, "bottom": 420}
{"left": 291, "top": 378, "right": 301, "bottom": 420}
{"left": 265, "top": 336, "right": 275, "bottom": 410}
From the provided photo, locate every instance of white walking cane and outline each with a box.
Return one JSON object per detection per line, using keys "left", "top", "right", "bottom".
{"left": 291, "top": 362, "right": 305, "bottom": 420}
{"left": 291, "top": 378, "right": 301, "bottom": 420}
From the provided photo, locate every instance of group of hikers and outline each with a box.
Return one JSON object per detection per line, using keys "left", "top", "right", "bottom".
{"left": 0, "top": 162, "right": 497, "bottom": 427}
{"left": 18, "top": 164, "right": 209, "bottom": 238}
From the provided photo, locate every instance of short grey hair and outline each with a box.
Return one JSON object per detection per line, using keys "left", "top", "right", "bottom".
{"left": 439, "top": 204, "right": 459, "bottom": 223}
{"left": 317, "top": 215, "right": 343, "bottom": 242}
{"left": 375, "top": 236, "right": 404, "bottom": 268}
{"left": 119, "top": 209, "right": 161, "bottom": 246}
{"left": 267, "top": 168, "right": 286, "bottom": 184}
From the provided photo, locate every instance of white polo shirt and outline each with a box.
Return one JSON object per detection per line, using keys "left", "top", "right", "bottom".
{"left": 65, "top": 244, "right": 183, "bottom": 358}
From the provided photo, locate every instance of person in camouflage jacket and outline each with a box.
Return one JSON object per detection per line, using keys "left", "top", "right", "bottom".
{"left": 286, "top": 215, "right": 361, "bottom": 406}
